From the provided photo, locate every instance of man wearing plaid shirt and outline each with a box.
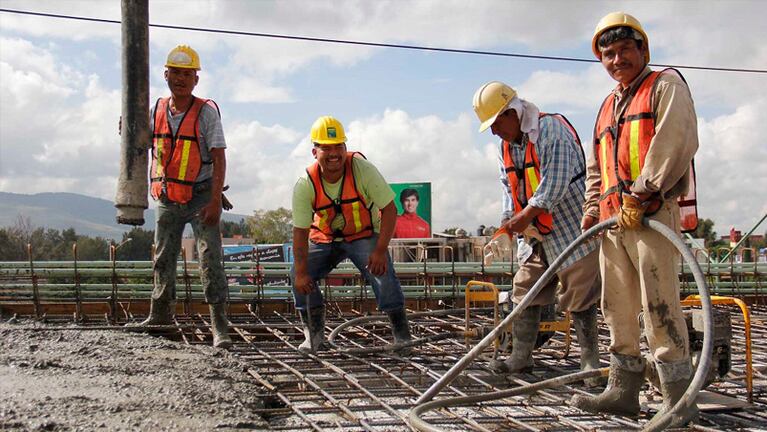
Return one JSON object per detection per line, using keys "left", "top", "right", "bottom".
{"left": 473, "top": 81, "right": 602, "bottom": 386}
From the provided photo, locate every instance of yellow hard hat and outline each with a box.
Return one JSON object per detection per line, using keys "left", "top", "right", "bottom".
{"left": 472, "top": 81, "right": 517, "bottom": 133}
{"left": 165, "top": 45, "right": 201, "bottom": 70}
{"left": 592, "top": 12, "right": 650, "bottom": 62}
{"left": 311, "top": 116, "right": 347, "bottom": 145}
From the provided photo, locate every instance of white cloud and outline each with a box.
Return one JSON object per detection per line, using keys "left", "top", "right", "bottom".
{"left": 2, "top": 0, "right": 766, "bottom": 234}
{"left": 517, "top": 64, "right": 613, "bottom": 113}
{"left": 220, "top": 109, "right": 503, "bottom": 232}
{"left": 347, "top": 110, "right": 502, "bottom": 230}
{"left": 696, "top": 99, "right": 767, "bottom": 232}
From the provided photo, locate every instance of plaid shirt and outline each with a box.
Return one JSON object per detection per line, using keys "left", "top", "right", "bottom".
{"left": 498, "top": 115, "right": 598, "bottom": 271}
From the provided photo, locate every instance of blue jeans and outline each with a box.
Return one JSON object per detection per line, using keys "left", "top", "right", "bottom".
{"left": 293, "top": 235, "right": 405, "bottom": 312}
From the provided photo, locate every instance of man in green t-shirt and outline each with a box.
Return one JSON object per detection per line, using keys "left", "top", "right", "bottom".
{"left": 291, "top": 116, "right": 412, "bottom": 354}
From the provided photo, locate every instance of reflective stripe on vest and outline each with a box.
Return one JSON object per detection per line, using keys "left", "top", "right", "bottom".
{"left": 594, "top": 68, "right": 698, "bottom": 232}
{"left": 307, "top": 152, "right": 374, "bottom": 244}
{"left": 501, "top": 113, "right": 583, "bottom": 236}
{"left": 150, "top": 97, "right": 211, "bottom": 204}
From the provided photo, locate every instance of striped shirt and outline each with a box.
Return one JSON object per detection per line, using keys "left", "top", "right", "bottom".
{"left": 498, "top": 115, "right": 598, "bottom": 271}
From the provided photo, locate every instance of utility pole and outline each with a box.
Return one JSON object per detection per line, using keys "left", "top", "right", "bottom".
{"left": 115, "top": 0, "right": 149, "bottom": 225}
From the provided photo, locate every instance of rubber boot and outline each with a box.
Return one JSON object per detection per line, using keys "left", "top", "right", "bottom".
{"left": 209, "top": 303, "right": 232, "bottom": 349}
{"left": 570, "top": 353, "right": 645, "bottom": 416}
{"left": 386, "top": 308, "right": 413, "bottom": 355}
{"left": 572, "top": 304, "right": 606, "bottom": 387}
{"left": 126, "top": 299, "right": 173, "bottom": 327}
{"left": 489, "top": 305, "right": 541, "bottom": 374}
{"left": 298, "top": 306, "right": 326, "bottom": 354}
{"left": 649, "top": 358, "right": 699, "bottom": 427}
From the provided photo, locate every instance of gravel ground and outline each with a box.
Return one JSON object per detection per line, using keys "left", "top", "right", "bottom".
{"left": 0, "top": 319, "right": 275, "bottom": 431}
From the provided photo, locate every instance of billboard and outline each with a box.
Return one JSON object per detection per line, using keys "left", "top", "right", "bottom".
{"left": 390, "top": 182, "right": 432, "bottom": 238}
{"left": 223, "top": 244, "right": 291, "bottom": 286}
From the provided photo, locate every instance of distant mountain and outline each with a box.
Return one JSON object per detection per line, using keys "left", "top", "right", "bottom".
{"left": 0, "top": 192, "right": 250, "bottom": 240}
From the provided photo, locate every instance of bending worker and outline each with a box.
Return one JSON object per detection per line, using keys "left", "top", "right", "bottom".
{"left": 572, "top": 12, "right": 699, "bottom": 426}
{"left": 291, "top": 116, "right": 412, "bottom": 354}
{"left": 474, "top": 82, "right": 602, "bottom": 386}
{"left": 128, "top": 45, "right": 231, "bottom": 349}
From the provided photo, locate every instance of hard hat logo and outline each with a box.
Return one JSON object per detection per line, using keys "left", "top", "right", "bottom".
{"left": 311, "top": 116, "right": 347, "bottom": 145}
{"left": 473, "top": 81, "right": 518, "bottom": 133}
{"left": 165, "top": 45, "right": 201, "bottom": 70}
{"left": 168, "top": 51, "right": 193, "bottom": 67}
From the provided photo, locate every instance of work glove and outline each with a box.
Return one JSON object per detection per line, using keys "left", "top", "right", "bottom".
{"left": 618, "top": 193, "right": 645, "bottom": 230}
{"left": 520, "top": 224, "right": 543, "bottom": 242}
{"left": 483, "top": 228, "right": 513, "bottom": 266}
{"left": 221, "top": 185, "right": 233, "bottom": 211}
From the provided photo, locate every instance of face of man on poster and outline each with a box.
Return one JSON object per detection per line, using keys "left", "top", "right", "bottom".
{"left": 402, "top": 193, "right": 419, "bottom": 215}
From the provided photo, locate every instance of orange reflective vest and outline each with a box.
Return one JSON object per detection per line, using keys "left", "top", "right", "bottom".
{"left": 594, "top": 68, "right": 698, "bottom": 232}
{"left": 502, "top": 113, "right": 583, "bottom": 235}
{"left": 150, "top": 97, "right": 217, "bottom": 204}
{"left": 308, "top": 152, "right": 374, "bottom": 243}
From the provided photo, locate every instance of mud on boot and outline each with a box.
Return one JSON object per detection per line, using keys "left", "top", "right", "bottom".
{"left": 572, "top": 304, "right": 606, "bottom": 387}
{"left": 298, "top": 306, "right": 326, "bottom": 355}
{"left": 386, "top": 307, "right": 412, "bottom": 355}
{"left": 209, "top": 303, "right": 232, "bottom": 349}
{"left": 649, "top": 358, "right": 699, "bottom": 427}
{"left": 570, "top": 353, "right": 645, "bottom": 416}
{"left": 125, "top": 299, "right": 173, "bottom": 328}
{"left": 490, "top": 305, "right": 541, "bottom": 374}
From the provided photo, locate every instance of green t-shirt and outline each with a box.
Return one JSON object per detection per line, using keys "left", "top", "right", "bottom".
{"left": 292, "top": 155, "right": 395, "bottom": 233}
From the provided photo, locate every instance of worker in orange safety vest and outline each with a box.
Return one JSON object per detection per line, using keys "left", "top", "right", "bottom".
{"left": 291, "top": 116, "right": 412, "bottom": 355}
{"left": 126, "top": 45, "right": 231, "bottom": 350}
{"left": 571, "top": 12, "right": 700, "bottom": 427}
{"left": 474, "top": 81, "right": 603, "bottom": 386}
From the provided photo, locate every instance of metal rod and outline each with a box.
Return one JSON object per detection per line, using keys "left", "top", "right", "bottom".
{"left": 720, "top": 213, "right": 767, "bottom": 262}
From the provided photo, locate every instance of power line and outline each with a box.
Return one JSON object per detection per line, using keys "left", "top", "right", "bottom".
{"left": 2, "top": 7, "right": 766, "bottom": 75}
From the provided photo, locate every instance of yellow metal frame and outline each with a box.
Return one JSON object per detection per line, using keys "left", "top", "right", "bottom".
{"left": 464, "top": 281, "right": 571, "bottom": 357}
{"left": 681, "top": 295, "right": 753, "bottom": 403}
{"left": 464, "top": 281, "right": 500, "bottom": 350}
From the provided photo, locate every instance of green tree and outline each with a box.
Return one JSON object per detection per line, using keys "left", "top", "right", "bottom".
{"left": 75, "top": 236, "right": 110, "bottom": 261}
{"left": 247, "top": 208, "right": 292, "bottom": 244}
{"left": 0, "top": 228, "right": 21, "bottom": 260}
{"left": 220, "top": 218, "right": 249, "bottom": 238}
{"left": 692, "top": 218, "right": 717, "bottom": 247}
{"left": 115, "top": 227, "right": 155, "bottom": 261}
{"left": 692, "top": 218, "right": 726, "bottom": 248}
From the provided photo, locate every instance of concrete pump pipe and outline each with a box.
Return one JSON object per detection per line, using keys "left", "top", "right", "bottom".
{"left": 409, "top": 217, "right": 713, "bottom": 432}
{"left": 114, "top": 0, "right": 149, "bottom": 226}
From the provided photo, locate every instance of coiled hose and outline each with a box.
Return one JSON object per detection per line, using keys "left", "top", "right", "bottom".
{"left": 408, "top": 217, "right": 713, "bottom": 432}
{"left": 327, "top": 308, "right": 495, "bottom": 355}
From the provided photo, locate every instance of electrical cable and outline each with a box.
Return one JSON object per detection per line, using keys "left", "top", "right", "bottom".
{"left": 1, "top": 8, "right": 765, "bottom": 74}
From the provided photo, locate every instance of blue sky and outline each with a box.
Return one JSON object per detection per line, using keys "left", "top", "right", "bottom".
{"left": 1, "top": 0, "right": 765, "bottom": 236}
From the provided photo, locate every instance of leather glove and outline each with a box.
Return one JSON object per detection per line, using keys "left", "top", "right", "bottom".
{"left": 483, "top": 228, "right": 513, "bottom": 266}
{"left": 221, "top": 194, "right": 233, "bottom": 211}
{"left": 521, "top": 224, "right": 543, "bottom": 242}
{"left": 221, "top": 185, "right": 233, "bottom": 211}
{"left": 618, "top": 193, "right": 646, "bottom": 230}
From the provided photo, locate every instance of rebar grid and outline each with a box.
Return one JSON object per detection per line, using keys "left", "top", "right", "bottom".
{"left": 160, "top": 305, "right": 766, "bottom": 431}
{"left": 2, "top": 297, "right": 766, "bottom": 430}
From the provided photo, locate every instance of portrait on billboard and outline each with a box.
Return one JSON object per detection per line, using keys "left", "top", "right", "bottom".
{"left": 390, "top": 182, "right": 432, "bottom": 238}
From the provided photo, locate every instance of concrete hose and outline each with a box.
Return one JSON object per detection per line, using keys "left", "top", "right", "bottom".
{"left": 409, "top": 217, "right": 713, "bottom": 432}
{"left": 328, "top": 308, "right": 494, "bottom": 354}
